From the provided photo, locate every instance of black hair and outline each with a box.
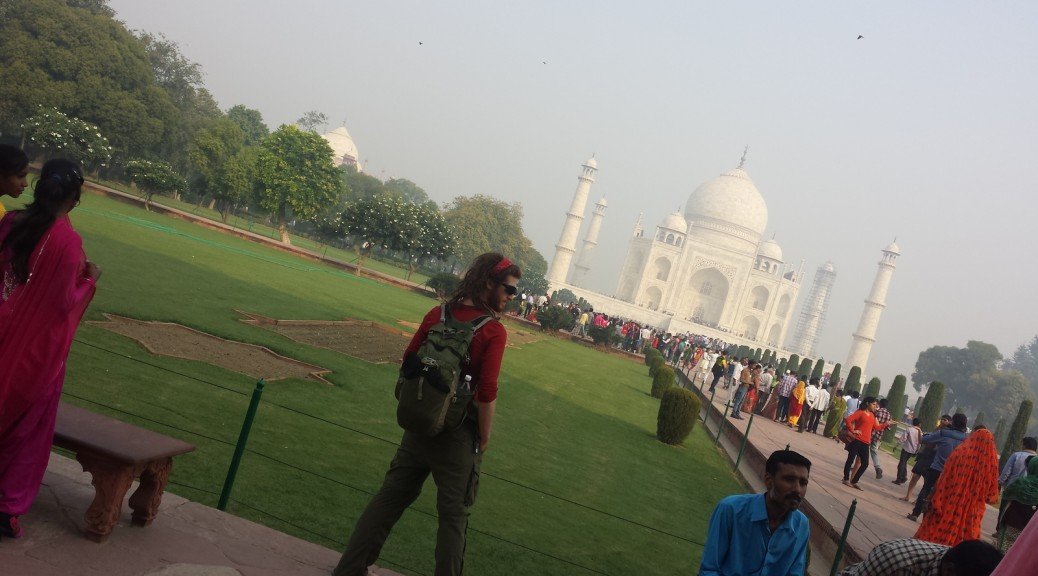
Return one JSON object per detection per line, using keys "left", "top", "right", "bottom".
{"left": 765, "top": 450, "right": 812, "bottom": 475}
{"left": 862, "top": 396, "right": 877, "bottom": 406}
{"left": 0, "top": 144, "right": 29, "bottom": 176}
{"left": 850, "top": 390, "right": 860, "bottom": 398}
{"left": 912, "top": 417, "right": 921, "bottom": 426}
{"left": 1023, "top": 437, "right": 1037, "bottom": 451}
{"left": 951, "top": 413, "right": 968, "bottom": 431}
{"left": 879, "top": 398, "right": 888, "bottom": 408}
{"left": 809, "top": 377, "right": 819, "bottom": 385}
{"left": 0, "top": 158, "right": 83, "bottom": 283}
{"left": 941, "top": 540, "right": 1002, "bottom": 576}
{"left": 941, "top": 414, "right": 952, "bottom": 420}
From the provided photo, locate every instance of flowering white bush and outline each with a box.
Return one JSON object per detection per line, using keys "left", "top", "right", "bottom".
{"left": 22, "top": 107, "right": 113, "bottom": 170}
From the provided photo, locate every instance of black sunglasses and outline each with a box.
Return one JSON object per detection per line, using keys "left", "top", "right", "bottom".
{"left": 499, "top": 282, "right": 518, "bottom": 297}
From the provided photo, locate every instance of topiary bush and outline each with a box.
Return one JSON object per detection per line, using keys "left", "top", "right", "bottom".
{"left": 651, "top": 365, "right": 675, "bottom": 398}
{"left": 425, "top": 272, "right": 460, "bottom": 299}
{"left": 588, "top": 324, "right": 620, "bottom": 346}
{"left": 537, "top": 305, "right": 576, "bottom": 332}
{"left": 657, "top": 387, "right": 701, "bottom": 444}
{"left": 645, "top": 347, "right": 663, "bottom": 367}
{"left": 649, "top": 354, "right": 666, "bottom": 378}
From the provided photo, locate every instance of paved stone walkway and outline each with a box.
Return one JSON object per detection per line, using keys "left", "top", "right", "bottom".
{"left": 0, "top": 453, "right": 402, "bottom": 576}
{"left": 682, "top": 370, "right": 999, "bottom": 568}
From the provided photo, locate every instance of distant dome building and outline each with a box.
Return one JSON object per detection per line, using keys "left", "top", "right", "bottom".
{"left": 321, "top": 123, "right": 362, "bottom": 171}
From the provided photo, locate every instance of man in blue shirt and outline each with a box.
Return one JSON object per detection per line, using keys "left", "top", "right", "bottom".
{"left": 908, "top": 413, "right": 968, "bottom": 521}
{"left": 700, "top": 450, "right": 812, "bottom": 576}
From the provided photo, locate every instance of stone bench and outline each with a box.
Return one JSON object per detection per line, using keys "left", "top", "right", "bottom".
{"left": 53, "top": 402, "right": 196, "bottom": 542}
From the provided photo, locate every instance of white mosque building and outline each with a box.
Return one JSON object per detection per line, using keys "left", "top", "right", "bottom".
{"left": 547, "top": 155, "right": 807, "bottom": 351}
{"left": 321, "top": 122, "right": 362, "bottom": 171}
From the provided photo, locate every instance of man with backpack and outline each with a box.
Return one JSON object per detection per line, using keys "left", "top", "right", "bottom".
{"left": 333, "top": 253, "right": 521, "bottom": 576}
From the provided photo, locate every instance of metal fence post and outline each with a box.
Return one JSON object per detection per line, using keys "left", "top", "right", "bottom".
{"left": 715, "top": 400, "right": 731, "bottom": 445}
{"left": 734, "top": 411, "right": 756, "bottom": 470}
{"left": 218, "top": 379, "right": 265, "bottom": 511}
{"left": 828, "top": 499, "right": 857, "bottom": 576}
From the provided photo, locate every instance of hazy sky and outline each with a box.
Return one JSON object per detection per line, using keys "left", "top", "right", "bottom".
{"left": 107, "top": 1, "right": 1038, "bottom": 394}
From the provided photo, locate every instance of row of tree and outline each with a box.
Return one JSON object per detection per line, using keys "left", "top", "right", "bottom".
{"left": 0, "top": 0, "right": 551, "bottom": 289}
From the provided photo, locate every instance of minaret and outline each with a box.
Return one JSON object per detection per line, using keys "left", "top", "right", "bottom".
{"left": 790, "top": 261, "right": 837, "bottom": 357}
{"left": 632, "top": 212, "right": 644, "bottom": 237}
{"left": 570, "top": 196, "right": 608, "bottom": 286}
{"left": 546, "top": 156, "right": 597, "bottom": 286}
{"left": 846, "top": 242, "right": 901, "bottom": 372}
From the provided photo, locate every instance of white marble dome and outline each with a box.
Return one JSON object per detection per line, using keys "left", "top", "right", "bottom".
{"left": 321, "top": 125, "right": 361, "bottom": 169}
{"left": 757, "top": 238, "right": 783, "bottom": 261}
{"left": 884, "top": 241, "right": 901, "bottom": 255}
{"left": 685, "top": 167, "right": 768, "bottom": 237}
{"left": 660, "top": 211, "right": 687, "bottom": 232}
{"left": 584, "top": 156, "right": 597, "bottom": 169}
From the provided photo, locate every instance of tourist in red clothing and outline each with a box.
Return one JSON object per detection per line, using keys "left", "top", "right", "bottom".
{"left": 334, "top": 253, "right": 520, "bottom": 576}
{"left": 842, "top": 396, "right": 894, "bottom": 490}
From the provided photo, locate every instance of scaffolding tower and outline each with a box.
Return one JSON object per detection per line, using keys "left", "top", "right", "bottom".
{"left": 790, "top": 261, "right": 837, "bottom": 358}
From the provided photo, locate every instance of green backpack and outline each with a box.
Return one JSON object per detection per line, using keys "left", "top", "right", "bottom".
{"left": 395, "top": 304, "right": 494, "bottom": 436}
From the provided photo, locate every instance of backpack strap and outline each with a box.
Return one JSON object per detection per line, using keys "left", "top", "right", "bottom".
{"left": 471, "top": 316, "right": 494, "bottom": 331}
{"left": 440, "top": 303, "right": 449, "bottom": 323}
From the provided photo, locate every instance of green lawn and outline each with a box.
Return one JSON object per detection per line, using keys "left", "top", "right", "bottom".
{"left": 47, "top": 190, "right": 743, "bottom": 575}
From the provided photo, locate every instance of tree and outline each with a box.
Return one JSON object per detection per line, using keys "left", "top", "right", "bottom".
{"left": 226, "top": 104, "right": 269, "bottom": 146}
{"left": 777, "top": 358, "right": 788, "bottom": 376}
{"left": 752, "top": 348, "right": 762, "bottom": 362}
{"left": 798, "top": 358, "right": 813, "bottom": 380}
{"left": 911, "top": 341, "right": 1003, "bottom": 412}
{"left": 215, "top": 146, "right": 261, "bottom": 222}
{"left": 845, "top": 366, "right": 862, "bottom": 393}
{"left": 383, "top": 178, "right": 432, "bottom": 205}
{"left": 187, "top": 117, "right": 245, "bottom": 204}
{"left": 913, "top": 396, "right": 924, "bottom": 417}
{"left": 124, "top": 159, "right": 186, "bottom": 209}
{"left": 994, "top": 417, "right": 1008, "bottom": 449}
{"left": 551, "top": 289, "right": 578, "bottom": 305}
{"left": 296, "top": 110, "right": 328, "bottom": 133}
{"left": 811, "top": 358, "right": 825, "bottom": 381}
{"left": 762, "top": 350, "right": 773, "bottom": 365}
{"left": 22, "top": 107, "right": 112, "bottom": 171}
{"left": 883, "top": 375, "right": 908, "bottom": 442}
{"left": 66, "top": 0, "right": 115, "bottom": 16}
{"left": 442, "top": 195, "right": 547, "bottom": 281}
{"left": 829, "top": 363, "right": 842, "bottom": 388}
{"left": 787, "top": 354, "right": 801, "bottom": 376}
{"left": 1000, "top": 400, "right": 1035, "bottom": 468}
{"left": 974, "top": 411, "right": 986, "bottom": 428}
{"left": 864, "top": 377, "right": 881, "bottom": 399}
{"left": 339, "top": 194, "right": 457, "bottom": 278}
{"left": 341, "top": 165, "right": 386, "bottom": 201}
{"left": 736, "top": 345, "right": 750, "bottom": 360}
{"left": 256, "top": 125, "right": 343, "bottom": 244}
{"left": 1005, "top": 335, "right": 1038, "bottom": 435}
{"left": 917, "top": 381, "right": 946, "bottom": 432}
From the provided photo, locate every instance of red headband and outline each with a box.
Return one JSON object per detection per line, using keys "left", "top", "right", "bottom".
{"left": 492, "top": 257, "right": 512, "bottom": 274}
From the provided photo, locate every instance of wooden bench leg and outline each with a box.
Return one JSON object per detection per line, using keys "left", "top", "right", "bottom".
{"left": 76, "top": 452, "right": 135, "bottom": 543}
{"left": 129, "top": 457, "right": 172, "bottom": 527}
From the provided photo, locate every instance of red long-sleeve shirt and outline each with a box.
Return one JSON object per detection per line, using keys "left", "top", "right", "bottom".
{"left": 403, "top": 304, "right": 507, "bottom": 403}
{"left": 844, "top": 409, "right": 893, "bottom": 443}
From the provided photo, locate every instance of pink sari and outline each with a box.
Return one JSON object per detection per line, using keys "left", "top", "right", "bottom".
{"left": 0, "top": 214, "right": 96, "bottom": 515}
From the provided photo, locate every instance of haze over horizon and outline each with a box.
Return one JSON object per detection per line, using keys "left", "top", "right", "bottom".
{"left": 106, "top": 0, "right": 1038, "bottom": 396}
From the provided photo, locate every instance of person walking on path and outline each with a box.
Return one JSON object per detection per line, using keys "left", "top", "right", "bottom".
{"left": 708, "top": 351, "right": 728, "bottom": 393}
{"left": 756, "top": 366, "right": 775, "bottom": 414}
{"left": 0, "top": 145, "right": 29, "bottom": 219}
{"left": 333, "top": 253, "right": 521, "bottom": 576}
{"left": 900, "top": 415, "right": 951, "bottom": 502}
{"left": 786, "top": 379, "right": 807, "bottom": 428}
{"left": 731, "top": 360, "right": 756, "bottom": 419}
{"left": 839, "top": 539, "right": 1003, "bottom": 576}
{"left": 908, "top": 413, "right": 969, "bottom": 521}
{"left": 842, "top": 397, "right": 895, "bottom": 490}
{"left": 893, "top": 417, "right": 922, "bottom": 485}
{"left": 995, "top": 456, "right": 1038, "bottom": 552}
{"left": 913, "top": 428, "right": 999, "bottom": 546}
{"left": 775, "top": 371, "right": 798, "bottom": 422}
{"left": 797, "top": 378, "right": 821, "bottom": 433}
{"left": 699, "top": 450, "right": 812, "bottom": 576}
{"left": 869, "top": 398, "right": 892, "bottom": 479}
{"left": 999, "top": 437, "right": 1037, "bottom": 489}
{"left": 806, "top": 382, "right": 829, "bottom": 433}
{"left": 0, "top": 159, "right": 100, "bottom": 539}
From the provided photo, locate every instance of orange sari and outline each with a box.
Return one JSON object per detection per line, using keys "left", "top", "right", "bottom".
{"left": 914, "top": 428, "right": 1000, "bottom": 546}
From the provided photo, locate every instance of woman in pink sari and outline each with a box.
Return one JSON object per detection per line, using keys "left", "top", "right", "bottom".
{"left": 0, "top": 159, "right": 100, "bottom": 538}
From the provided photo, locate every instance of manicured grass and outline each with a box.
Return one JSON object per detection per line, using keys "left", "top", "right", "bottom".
{"left": 52, "top": 191, "right": 744, "bottom": 575}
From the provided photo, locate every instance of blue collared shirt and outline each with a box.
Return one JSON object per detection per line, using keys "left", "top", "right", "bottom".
{"left": 920, "top": 428, "right": 967, "bottom": 471}
{"left": 699, "top": 493, "right": 810, "bottom": 576}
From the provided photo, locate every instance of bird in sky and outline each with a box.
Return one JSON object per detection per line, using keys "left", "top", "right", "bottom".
{"left": 857, "top": 35, "right": 864, "bottom": 40}
{"left": 542, "top": 60, "right": 548, "bottom": 64}
{"left": 418, "top": 41, "right": 423, "bottom": 45}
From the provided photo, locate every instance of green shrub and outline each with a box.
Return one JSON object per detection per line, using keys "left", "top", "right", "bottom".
{"left": 845, "top": 366, "right": 862, "bottom": 393}
{"left": 651, "top": 365, "right": 675, "bottom": 398}
{"left": 588, "top": 324, "right": 619, "bottom": 346}
{"left": 657, "top": 387, "right": 701, "bottom": 444}
{"left": 537, "top": 305, "right": 576, "bottom": 332}
{"left": 644, "top": 346, "right": 662, "bottom": 366}
{"left": 425, "top": 272, "right": 459, "bottom": 299}
{"left": 917, "top": 381, "right": 945, "bottom": 432}
{"left": 550, "top": 288, "right": 578, "bottom": 304}
{"left": 648, "top": 354, "right": 666, "bottom": 378}
{"left": 823, "top": 395, "right": 847, "bottom": 438}
{"left": 1001, "top": 400, "right": 1034, "bottom": 468}
{"left": 863, "top": 377, "right": 881, "bottom": 399}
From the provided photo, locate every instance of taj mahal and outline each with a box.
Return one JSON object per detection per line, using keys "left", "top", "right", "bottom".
{"left": 545, "top": 154, "right": 901, "bottom": 371}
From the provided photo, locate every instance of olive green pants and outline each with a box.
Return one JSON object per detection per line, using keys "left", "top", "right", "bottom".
{"left": 332, "top": 421, "right": 482, "bottom": 576}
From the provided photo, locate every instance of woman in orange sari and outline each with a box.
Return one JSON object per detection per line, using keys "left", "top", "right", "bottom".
{"left": 914, "top": 427, "right": 999, "bottom": 546}
{"left": 786, "top": 379, "right": 806, "bottom": 427}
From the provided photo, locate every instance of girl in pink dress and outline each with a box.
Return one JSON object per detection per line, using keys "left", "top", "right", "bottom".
{"left": 0, "top": 159, "right": 100, "bottom": 538}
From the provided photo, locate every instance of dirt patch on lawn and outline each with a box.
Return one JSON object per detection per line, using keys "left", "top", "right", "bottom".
{"left": 89, "top": 314, "right": 331, "bottom": 383}
{"left": 238, "top": 311, "right": 413, "bottom": 365}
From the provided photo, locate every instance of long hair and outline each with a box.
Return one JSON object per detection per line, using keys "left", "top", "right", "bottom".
{"left": 1, "top": 158, "right": 84, "bottom": 283}
{"left": 0, "top": 144, "right": 29, "bottom": 177}
{"left": 449, "top": 252, "right": 522, "bottom": 314}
